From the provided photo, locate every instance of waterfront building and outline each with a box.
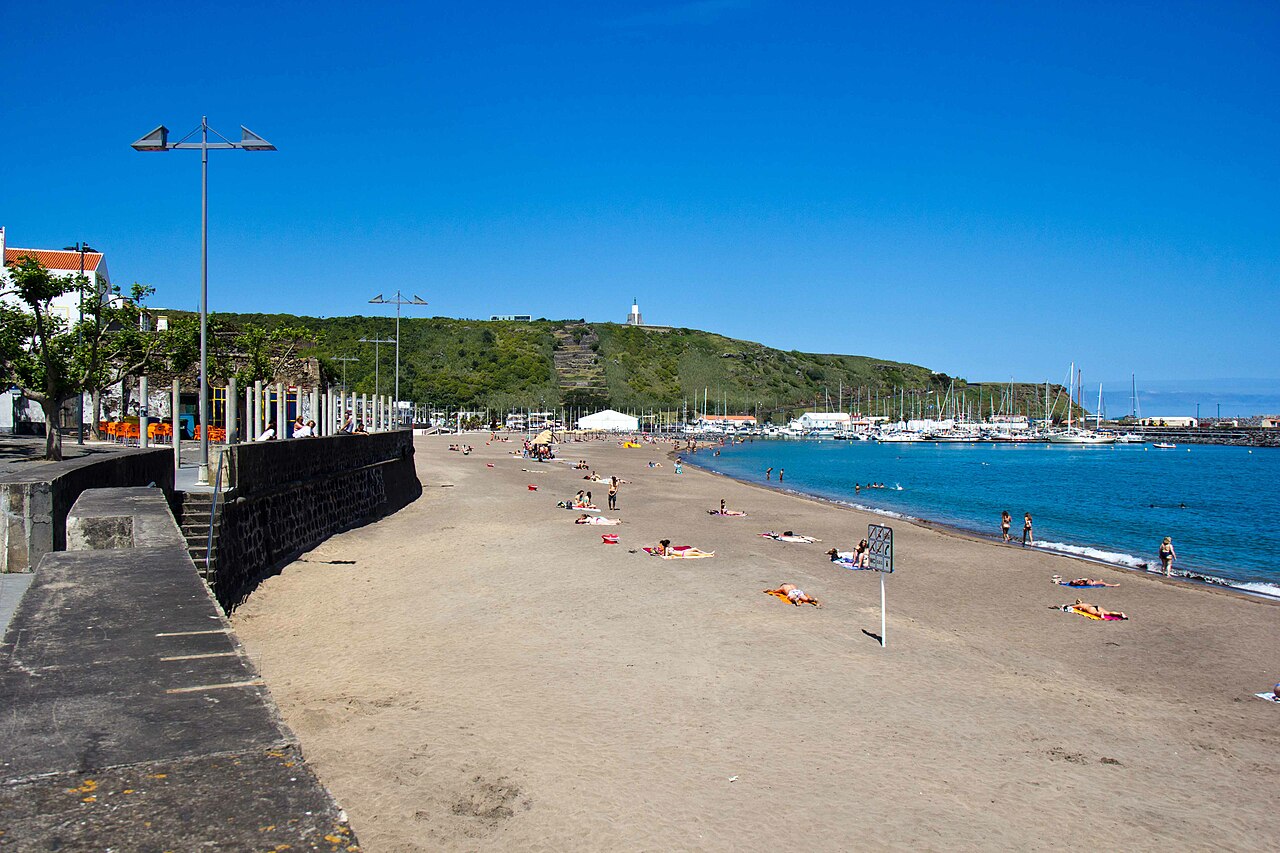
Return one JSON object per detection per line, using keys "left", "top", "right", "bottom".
{"left": 1, "top": 226, "right": 113, "bottom": 325}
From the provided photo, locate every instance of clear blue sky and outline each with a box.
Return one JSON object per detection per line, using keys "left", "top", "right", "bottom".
{"left": 4, "top": 0, "right": 1277, "bottom": 390}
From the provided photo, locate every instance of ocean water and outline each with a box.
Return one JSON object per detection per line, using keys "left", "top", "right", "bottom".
{"left": 689, "top": 439, "right": 1280, "bottom": 598}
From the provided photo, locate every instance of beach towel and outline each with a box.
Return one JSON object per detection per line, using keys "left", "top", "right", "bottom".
{"left": 1254, "top": 692, "right": 1279, "bottom": 704}
{"left": 832, "top": 558, "right": 875, "bottom": 571}
{"left": 759, "top": 532, "right": 820, "bottom": 543}
{"left": 764, "top": 589, "right": 793, "bottom": 604}
{"left": 602, "top": 534, "right": 618, "bottom": 544}
{"left": 642, "top": 547, "right": 715, "bottom": 559}
{"left": 708, "top": 510, "right": 747, "bottom": 517}
{"left": 1056, "top": 581, "right": 1108, "bottom": 588}
{"left": 1061, "top": 605, "right": 1126, "bottom": 621}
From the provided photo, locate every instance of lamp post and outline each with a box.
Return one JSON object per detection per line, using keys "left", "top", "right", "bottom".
{"left": 132, "top": 117, "right": 276, "bottom": 483}
{"left": 368, "top": 291, "right": 428, "bottom": 426}
{"left": 357, "top": 337, "right": 395, "bottom": 397}
{"left": 63, "top": 241, "right": 97, "bottom": 444}
{"left": 333, "top": 355, "right": 358, "bottom": 393}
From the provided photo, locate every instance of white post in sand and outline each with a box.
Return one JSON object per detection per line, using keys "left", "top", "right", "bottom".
{"left": 880, "top": 572, "right": 887, "bottom": 649}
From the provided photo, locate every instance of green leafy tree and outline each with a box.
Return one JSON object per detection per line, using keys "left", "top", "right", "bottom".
{"left": 0, "top": 257, "right": 80, "bottom": 459}
{"left": 232, "top": 324, "right": 315, "bottom": 385}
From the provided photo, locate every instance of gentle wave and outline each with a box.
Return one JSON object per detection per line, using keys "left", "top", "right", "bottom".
{"left": 1031, "top": 540, "right": 1153, "bottom": 570}
{"left": 1032, "top": 540, "right": 1280, "bottom": 599}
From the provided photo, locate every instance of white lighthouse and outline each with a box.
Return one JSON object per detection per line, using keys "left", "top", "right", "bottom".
{"left": 626, "top": 297, "right": 643, "bottom": 326}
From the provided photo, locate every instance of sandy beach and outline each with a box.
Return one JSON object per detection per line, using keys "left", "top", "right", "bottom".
{"left": 234, "top": 434, "right": 1280, "bottom": 851}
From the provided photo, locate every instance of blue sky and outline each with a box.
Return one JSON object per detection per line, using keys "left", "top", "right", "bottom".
{"left": 3, "top": 1, "right": 1277, "bottom": 400}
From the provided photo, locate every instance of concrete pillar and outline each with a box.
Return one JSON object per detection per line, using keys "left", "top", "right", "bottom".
{"left": 253, "top": 380, "right": 263, "bottom": 439}
{"left": 310, "top": 386, "right": 319, "bottom": 434}
{"left": 139, "top": 376, "right": 149, "bottom": 449}
{"left": 227, "top": 377, "right": 238, "bottom": 445}
{"left": 276, "top": 382, "right": 286, "bottom": 437}
{"left": 361, "top": 394, "right": 368, "bottom": 430}
{"left": 244, "top": 384, "right": 253, "bottom": 440}
{"left": 172, "top": 379, "right": 181, "bottom": 480}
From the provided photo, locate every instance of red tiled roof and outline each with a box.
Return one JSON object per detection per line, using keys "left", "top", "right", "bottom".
{"left": 4, "top": 248, "right": 104, "bottom": 272}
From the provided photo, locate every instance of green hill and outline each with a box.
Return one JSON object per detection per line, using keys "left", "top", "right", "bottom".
{"left": 192, "top": 311, "right": 1078, "bottom": 421}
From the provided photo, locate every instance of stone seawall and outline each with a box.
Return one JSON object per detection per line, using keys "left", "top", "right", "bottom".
{"left": 209, "top": 431, "right": 420, "bottom": 610}
{"left": 1, "top": 447, "right": 174, "bottom": 573}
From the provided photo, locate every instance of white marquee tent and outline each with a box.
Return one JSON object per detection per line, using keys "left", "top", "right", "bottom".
{"left": 576, "top": 409, "right": 639, "bottom": 432}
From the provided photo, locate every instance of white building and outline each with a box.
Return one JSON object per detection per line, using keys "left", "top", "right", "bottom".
{"left": 626, "top": 298, "right": 642, "bottom": 326}
{"left": 789, "top": 412, "right": 851, "bottom": 433}
{"left": 1, "top": 226, "right": 112, "bottom": 325}
{"left": 577, "top": 409, "right": 639, "bottom": 432}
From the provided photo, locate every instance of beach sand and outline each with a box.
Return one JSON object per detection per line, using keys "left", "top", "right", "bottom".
{"left": 234, "top": 435, "right": 1280, "bottom": 851}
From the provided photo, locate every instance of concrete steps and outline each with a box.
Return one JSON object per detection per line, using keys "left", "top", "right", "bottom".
{"left": 175, "top": 492, "right": 223, "bottom": 581}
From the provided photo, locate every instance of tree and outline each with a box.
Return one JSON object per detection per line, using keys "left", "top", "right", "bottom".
{"left": 76, "top": 281, "right": 172, "bottom": 438}
{"left": 231, "top": 323, "right": 314, "bottom": 385}
{"left": 0, "top": 257, "right": 80, "bottom": 460}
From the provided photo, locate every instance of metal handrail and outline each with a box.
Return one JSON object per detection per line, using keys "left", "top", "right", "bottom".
{"left": 205, "top": 449, "right": 225, "bottom": 577}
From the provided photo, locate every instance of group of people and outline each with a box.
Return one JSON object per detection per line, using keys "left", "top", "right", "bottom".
{"left": 448, "top": 444, "right": 473, "bottom": 454}
{"left": 255, "top": 416, "right": 321, "bottom": 441}
{"left": 764, "top": 467, "right": 784, "bottom": 481}
{"left": 1000, "top": 510, "right": 1035, "bottom": 546}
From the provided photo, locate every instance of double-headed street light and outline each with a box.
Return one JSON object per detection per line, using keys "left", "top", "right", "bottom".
{"left": 357, "top": 337, "right": 395, "bottom": 397}
{"left": 368, "top": 291, "right": 428, "bottom": 426}
{"left": 63, "top": 241, "right": 97, "bottom": 445}
{"left": 132, "top": 117, "right": 276, "bottom": 483}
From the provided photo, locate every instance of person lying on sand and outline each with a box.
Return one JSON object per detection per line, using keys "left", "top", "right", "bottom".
{"left": 708, "top": 499, "right": 747, "bottom": 517}
{"left": 576, "top": 514, "right": 621, "bottom": 525}
{"left": 826, "top": 548, "right": 854, "bottom": 562}
{"left": 1051, "top": 575, "right": 1119, "bottom": 587}
{"left": 1056, "top": 599, "right": 1127, "bottom": 620}
{"left": 760, "top": 531, "right": 821, "bottom": 543}
{"left": 764, "top": 583, "right": 822, "bottom": 607}
{"left": 646, "top": 539, "right": 714, "bottom": 558}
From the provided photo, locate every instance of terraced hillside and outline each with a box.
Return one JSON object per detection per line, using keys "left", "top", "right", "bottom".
{"left": 552, "top": 323, "right": 609, "bottom": 408}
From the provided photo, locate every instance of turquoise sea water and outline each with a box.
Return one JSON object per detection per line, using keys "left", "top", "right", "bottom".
{"left": 689, "top": 439, "right": 1280, "bottom": 598}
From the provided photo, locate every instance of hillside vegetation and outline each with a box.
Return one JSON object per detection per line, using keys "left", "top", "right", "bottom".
{"left": 198, "top": 312, "right": 1076, "bottom": 420}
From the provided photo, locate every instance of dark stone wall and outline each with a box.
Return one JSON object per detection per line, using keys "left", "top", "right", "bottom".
{"left": 2, "top": 448, "right": 175, "bottom": 573}
{"left": 209, "top": 431, "right": 420, "bottom": 610}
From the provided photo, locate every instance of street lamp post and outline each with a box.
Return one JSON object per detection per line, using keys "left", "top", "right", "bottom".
{"left": 357, "top": 337, "right": 395, "bottom": 397}
{"left": 63, "top": 241, "right": 97, "bottom": 444}
{"left": 368, "top": 291, "right": 428, "bottom": 426}
{"left": 333, "top": 355, "right": 358, "bottom": 394}
{"left": 132, "top": 117, "right": 276, "bottom": 483}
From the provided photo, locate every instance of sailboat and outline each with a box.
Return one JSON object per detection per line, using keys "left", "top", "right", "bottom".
{"left": 1046, "top": 366, "right": 1115, "bottom": 444}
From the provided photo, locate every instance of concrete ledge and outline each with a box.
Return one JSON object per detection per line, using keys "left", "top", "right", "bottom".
{"left": 0, "top": 488, "right": 357, "bottom": 849}
{"left": 66, "top": 485, "right": 184, "bottom": 550}
{"left": 1, "top": 447, "right": 174, "bottom": 573}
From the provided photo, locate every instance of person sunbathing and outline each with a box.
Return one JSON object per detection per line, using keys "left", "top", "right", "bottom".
{"left": 648, "top": 539, "right": 713, "bottom": 558}
{"left": 1052, "top": 575, "right": 1120, "bottom": 587}
{"left": 764, "top": 583, "right": 822, "bottom": 607}
{"left": 576, "top": 514, "right": 620, "bottom": 525}
{"left": 826, "top": 548, "right": 854, "bottom": 562}
{"left": 761, "top": 530, "right": 820, "bottom": 543}
{"left": 1060, "top": 599, "right": 1127, "bottom": 620}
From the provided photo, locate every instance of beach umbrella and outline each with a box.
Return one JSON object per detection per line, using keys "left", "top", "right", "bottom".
{"left": 531, "top": 429, "right": 556, "bottom": 446}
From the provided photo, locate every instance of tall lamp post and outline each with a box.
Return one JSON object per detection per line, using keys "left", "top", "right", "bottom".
{"left": 333, "top": 355, "right": 358, "bottom": 393}
{"left": 63, "top": 241, "right": 97, "bottom": 445}
{"left": 368, "top": 291, "right": 428, "bottom": 426}
{"left": 132, "top": 117, "right": 276, "bottom": 483}
{"left": 357, "top": 337, "right": 395, "bottom": 397}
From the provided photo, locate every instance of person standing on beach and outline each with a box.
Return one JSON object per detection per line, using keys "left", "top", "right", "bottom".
{"left": 1158, "top": 536, "right": 1177, "bottom": 576}
{"left": 1022, "top": 513, "right": 1033, "bottom": 547}
{"left": 1001, "top": 510, "right": 1012, "bottom": 543}
{"left": 608, "top": 477, "right": 618, "bottom": 510}
{"left": 766, "top": 467, "right": 772, "bottom": 481}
